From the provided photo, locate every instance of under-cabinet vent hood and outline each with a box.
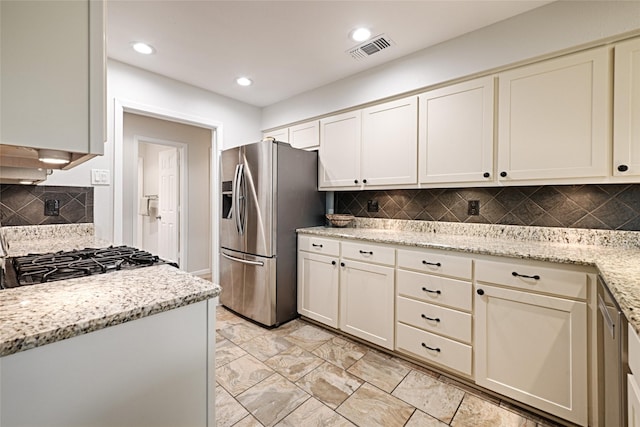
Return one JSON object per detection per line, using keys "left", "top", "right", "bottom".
{"left": 347, "top": 34, "right": 394, "bottom": 60}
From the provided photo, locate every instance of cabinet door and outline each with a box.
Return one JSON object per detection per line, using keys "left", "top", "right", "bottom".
{"left": 297, "top": 251, "right": 339, "bottom": 328}
{"left": 630, "top": 374, "right": 640, "bottom": 427}
{"left": 614, "top": 37, "right": 640, "bottom": 177}
{"left": 339, "top": 259, "right": 394, "bottom": 349}
{"left": 319, "top": 111, "right": 361, "bottom": 189}
{"left": 419, "top": 77, "right": 494, "bottom": 184}
{"left": 1, "top": 0, "right": 104, "bottom": 156}
{"left": 475, "top": 285, "right": 587, "bottom": 426}
{"left": 289, "top": 121, "right": 319, "bottom": 150}
{"left": 497, "top": 47, "right": 609, "bottom": 181}
{"left": 361, "top": 97, "right": 418, "bottom": 186}
{"left": 263, "top": 128, "right": 289, "bottom": 143}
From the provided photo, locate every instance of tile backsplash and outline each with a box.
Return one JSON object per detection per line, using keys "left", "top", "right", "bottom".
{"left": 335, "top": 184, "right": 640, "bottom": 231}
{"left": 0, "top": 185, "right": 94, "bottom": 226}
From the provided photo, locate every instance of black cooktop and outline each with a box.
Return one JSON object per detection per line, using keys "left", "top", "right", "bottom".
{"left": 1, "top": 246, "right": 178, "bottom": 289}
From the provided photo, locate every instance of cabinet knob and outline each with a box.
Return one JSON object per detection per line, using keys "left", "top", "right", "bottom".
{"left": 500, "top": 171, "right": 507, "bottom": 178}
{"left": 618, "top": 164, "right": 629, "bottom": 172}
{"left": 354, "top": 179, "right": 359, "bottom": 184}
{"left": 363, "top": 179, "right": 367, "bottom": 184}
{"left": 340, "top": 262, "right": 345, "bottom": 267}
{"left": 477, "top": 289, "right": 485, "bottom": 296}
{"left": 331, "top": 260, "right": 336, "bottom": 266}
{"left": 483, "top": 172, "right": 490, "bottom": 178}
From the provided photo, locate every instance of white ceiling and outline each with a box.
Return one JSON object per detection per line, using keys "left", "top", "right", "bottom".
{"left": 107, "top": 1, "right": 551, "bottom": 108}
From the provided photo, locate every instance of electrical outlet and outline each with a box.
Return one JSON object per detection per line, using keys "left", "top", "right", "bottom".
{"left": 367, "top": 200, "right": 379, "bottom": 212}
{"left": 44, "top": 199, "right": 60, "bottom": 216}
{"left": 468, "top": 200, "right": 480, "bottom": 216}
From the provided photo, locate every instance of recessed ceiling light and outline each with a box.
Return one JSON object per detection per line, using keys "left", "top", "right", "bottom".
{"left": 132, "top": 42, "right": 155, "bottom": 55}
{"left": 236, "top": 77, "right": 253, "bottom": 86}
{"left": 350, "top": 28, "right": 372, "bottom": 42}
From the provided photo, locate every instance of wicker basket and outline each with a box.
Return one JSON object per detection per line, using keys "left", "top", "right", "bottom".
{"left": 326, "top": 214, "right": 355, "bottom": 228}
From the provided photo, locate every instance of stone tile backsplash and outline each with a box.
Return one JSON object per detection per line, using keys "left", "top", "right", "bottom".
{"left": 0, "top": 185, "right": 94, "bottom": 226}
{"left": 335, "top": 184, "right": 640, "bottom": 231}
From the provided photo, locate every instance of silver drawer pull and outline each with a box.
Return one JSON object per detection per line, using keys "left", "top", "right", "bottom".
{"left": 421, "top": 287, "right": 441, "bottom": 295}
{"left": 421, "top": 314, "right": 440, "bottom": 322}
{"left": 359, "top": 250, "right": 373, "bottom": 255}
{"left": 512, "top": 271, "right": 540, "bottom": 280}
{"left": 312, "top": 243, "right": 323, "bottom": 248}
{"left": 422, "top": 260, "right": 441, "bottom": 267}
{"left": 421, "top": 342, "right": 441, "bottom": 352}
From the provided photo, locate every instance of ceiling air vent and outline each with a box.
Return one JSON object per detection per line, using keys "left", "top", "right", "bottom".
{"left": 347, "top": 34, "right": 394, "bottom": 60}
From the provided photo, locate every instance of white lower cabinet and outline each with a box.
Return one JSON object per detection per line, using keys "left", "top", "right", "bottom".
{"left": 475, "top": 259, "right": 589, "bottom": 426}
{"left": 629, "top": 326, "right": 640, "bottom": 427}
{"left": 339, "top": 258, "right": 395, "bottom": 350}
{"left": 297, "top": 251, "right": 339, "bottom": 328}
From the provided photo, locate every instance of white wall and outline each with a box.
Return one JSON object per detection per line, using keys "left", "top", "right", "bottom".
{"left": 45, "top": 60, "right": 262, "bottom": 243}
{"left": 262, "top": 1, "right": 640, "bottom": 130}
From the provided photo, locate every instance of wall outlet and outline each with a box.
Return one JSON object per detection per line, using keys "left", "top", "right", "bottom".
{"left": 367, "top": 200, "right": 379, "bottom": 212}
{"left": 44, "top": 199, "right": 60, "bottom": 216}
{"left": 468, "top": 200, "right": 480, "bottom": 216}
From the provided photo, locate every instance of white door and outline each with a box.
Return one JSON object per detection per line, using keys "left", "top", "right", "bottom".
{"left": 158, "top": 148, "right": 179, "bottom": 263}
{"left": 297, "top": 251, "right": 339, "bottom": 328}
{"left": 319, "top": 111, "right": 362, "bottom": 189}
{"left": 614, "top": 37, "right": 640, "bottom": 177}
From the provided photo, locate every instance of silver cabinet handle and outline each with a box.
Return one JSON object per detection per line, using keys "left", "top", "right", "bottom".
{"left": 221, "top": 252, "right": 264, "bottom": 266}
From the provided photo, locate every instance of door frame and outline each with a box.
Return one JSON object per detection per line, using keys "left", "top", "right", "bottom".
{"left": 132, "top": 136, "right": 187, "bottom": 268}
{"left": 113, "top": 98, "right": 221, "bottom": 280}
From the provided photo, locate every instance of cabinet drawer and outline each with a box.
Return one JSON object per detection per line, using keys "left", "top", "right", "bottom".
{"left": 298, "top": 235, "right": 340, "bottom": 256}
{"left": 630, "top": 326, "right": 640, "bottom": 376}
{"left": 396, "top": 322, "right": 472, "bottom": 376}
{"left": 397, "top": 269, "right": 472, "bottom": 311}
{"left": 398, "top": 248, "right": 471, "bottom": 280}
{"left": 475, "top": 259, "right": 588, "bottom": 300}
{"left": 342, "top": 241, "right": 395, "bottom": 266}
{"left": 397, "top": 296, "right": 471, "bottom": 343}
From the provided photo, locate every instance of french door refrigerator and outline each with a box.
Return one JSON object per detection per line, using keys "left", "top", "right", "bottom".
{"left": 219, "top": 139, "right": 325, "bottom": 327}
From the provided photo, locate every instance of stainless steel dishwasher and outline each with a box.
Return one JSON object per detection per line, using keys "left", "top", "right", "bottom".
{"left": 598, "top": 276, "right": 628, "bottom": 426}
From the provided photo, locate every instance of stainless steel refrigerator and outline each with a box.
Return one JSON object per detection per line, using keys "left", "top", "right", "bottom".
{"left": 219, "top": 139, "right": 325, "bottom": 327}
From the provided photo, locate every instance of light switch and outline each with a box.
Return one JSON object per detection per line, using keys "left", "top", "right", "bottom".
{"left": 91, "top": 169, "right": 110, "bottom": 186}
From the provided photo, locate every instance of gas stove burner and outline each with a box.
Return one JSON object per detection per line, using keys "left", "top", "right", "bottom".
{"left": 2, "top": 246, "right": 178, "bottom": 289}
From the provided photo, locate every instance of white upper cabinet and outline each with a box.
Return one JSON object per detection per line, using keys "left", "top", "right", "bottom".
{"left": 0, "top": 0, "right": 105, "bottom": 166}
{"left": 289, "top": 121, "right": 320, "bottom": 150}
{"left": 361, "top": 96, "right": 418, "bottom": 186}
{"left": 614, "top": 37, "right": 640, "bottom": 177}
{"left": 497, "top": 47, "right": 610, "bottom": 182}
{"left": 319, "top": 111, "right": 362, "bottom": 188}
{"left": 419, "top": 77, "right": 494, "bottom": 184}
{"left": 262, "top": 128, "right": 289, "bottom": 144}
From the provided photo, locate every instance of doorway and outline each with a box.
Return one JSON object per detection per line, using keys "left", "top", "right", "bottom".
{"left": 135, "top": 138, "right": 185, "bottom": 265}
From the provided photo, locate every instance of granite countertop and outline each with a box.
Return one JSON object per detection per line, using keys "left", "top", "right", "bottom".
{"left": 0, "top": 224, "right": 221, "bottom": 358}
{"left": 299, "top": 218, "right": 640, "bottom": 335}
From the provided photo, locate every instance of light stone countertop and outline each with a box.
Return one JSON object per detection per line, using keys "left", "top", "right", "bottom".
{"left": 298, "top": 218, "right": 640, "bottom": 335}
{"left": 0, "top": 224, "right": 221, "bottom": 357}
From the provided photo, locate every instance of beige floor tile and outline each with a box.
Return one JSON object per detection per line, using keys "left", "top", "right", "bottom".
{"left": 275, "top": 397, "right": 355, "bottom": 427}
{"left": 451, "top": 394, "right": 537, "bottom": 427}
{"left": 438, "top": 373, "right": 501, "bottom": 405}
{"left": 215, "top": 384, "right": 249, "bottom": 427}
{"left": 216, "top": 307, "right": 247, "bottom": 330}
{"left": 217, "top": 339, "right": 249, "bottom": 368}
{"left": 236, "top": 373, "right": 310, "bottom": 427}
{"left": 216, "top": 354, "right": 274, "bottom": 396}
{"left": 296, "top": 362, "right": 363, "bottom": 409}
{"left": 312, "top": 336, "right": 368, "bottom": 370}
{"left": 346, "top": 350, "right": 410, "bottom": 392}
{"left": 265, "top": 345, "right": 325, "bottom": 382}
{"left": 405, "top": 410, "right": 449, "bottom": 427}
{"left": 392, "top": 370, "right": 465, "bottom": 424}
{"left": 240, "top": 334, "right": 294, "bottom": 361}
{"left": 337, "top": 382, "right": 415, "bottom": 427}
{"left": 219, "top": 322, "right": 266, "bottom": 345}
{"left": 499, "top": 401, "right": 564, "bottom": 426}
{"left": 284, "top": 324, "right": 335, "bottom": 351}
{"left": 270, "top": 318, "right": 307, "bottom": 337}
{"left": 232, "top": 414, "right": 264, "bottom": 427}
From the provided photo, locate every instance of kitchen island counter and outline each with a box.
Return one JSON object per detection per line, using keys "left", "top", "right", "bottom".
{"left": 298, "top": 219, "right": 640, "bottom": 335}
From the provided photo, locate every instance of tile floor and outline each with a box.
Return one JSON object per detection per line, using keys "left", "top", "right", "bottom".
{"left": 214, "top": 306, "right": 564, "bottom": 427}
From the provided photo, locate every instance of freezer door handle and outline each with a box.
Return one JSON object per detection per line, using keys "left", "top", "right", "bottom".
{"left": 221, "top": 252, "right": 265, "bottom": 266}
{"left": 232, "top": 163, "right": 245, "bottom": 234}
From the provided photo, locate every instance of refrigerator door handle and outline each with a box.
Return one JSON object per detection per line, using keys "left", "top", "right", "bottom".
{"left": 232, "top": 163, "right": 242, "bottom": 234}
{"left": 221, "top": 252, "right": 265, "bottom": 266}
{"left": 237, "top": 163, "right": 246, "bottom": 235}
